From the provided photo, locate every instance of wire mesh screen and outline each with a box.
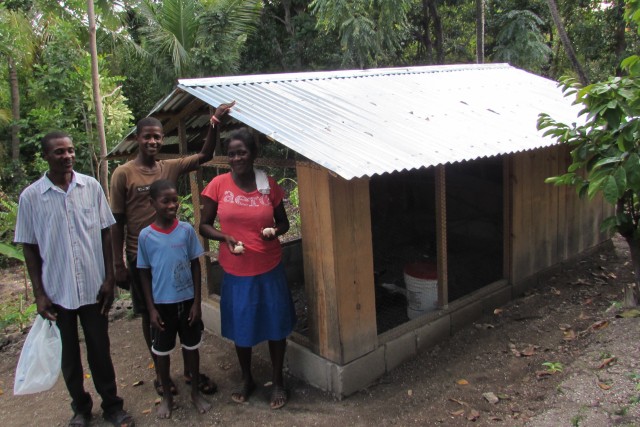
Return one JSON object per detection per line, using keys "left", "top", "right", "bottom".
{"left": 370, "top": 169, "right": 438, "bottom": 334}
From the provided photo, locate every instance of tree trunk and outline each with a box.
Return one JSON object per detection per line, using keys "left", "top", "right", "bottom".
{"left": 475, "top": 0, "right": 484, "bottom": 64}
{"left": 8, "top": 57, "right": 20, "bottom": 163}
{"left": 613, "top": 0, "right": 626, "bottom": 76}
{"left": 546, "top": 0, "right": 589, "bottom": 86}
{"left": 623, "top": 235, "right": 640, "bottom": 307}
{"left": 417, "top": 0, "right": 433, "bottom": 63}
{"left": 426, "top": 0, "right": 444, "bottom": 64}
{"left": 87, "top": 0, "right": 109, "bottom": 198}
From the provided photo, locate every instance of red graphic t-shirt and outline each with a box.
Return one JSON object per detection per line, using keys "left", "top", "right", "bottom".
{"left": 201, "top": 173, "right": 284, "bottom": 276}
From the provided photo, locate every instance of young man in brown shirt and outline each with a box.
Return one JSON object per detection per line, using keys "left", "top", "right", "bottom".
{"left": 110, "top": 102, "right": 234, "bottom": 397}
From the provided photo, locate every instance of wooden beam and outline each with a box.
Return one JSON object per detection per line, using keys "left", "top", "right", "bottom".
{"left": 159, "top": 98, "right": 205, "bottom": 135}
{"left": 503, "top": 156, "right": 512, "bottom": 281}
{"left": 153, "top": 106, "right": 210, "bottom": 120}
{"left": 178, "top": 118, "right": 188, "bottom": 154}
{"left": 202, "top": 157, "right": 298, "bottom": 169}
{"left": 191, "top": 169, "right": 212, "bottom": 295}
{"left": 178, "top": 119, "right": 212, "bottom": 297}
{"left": 435, "top": 165, "right": 449, "bottom": 308}
{"left": 297, "top": 163, "right": 377, "bottom": 364}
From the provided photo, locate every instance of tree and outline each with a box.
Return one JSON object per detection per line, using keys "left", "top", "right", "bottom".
{"left": 412, "top": 0, "right": 445, "bottom": 64}
{"left": 546, "top": 0, "right": 589, "bottom": 85}
{"left": 0, "top": 8, "right": 35, "bottom": 164}
{"left": 310, "top": 0, "right": 411, "bottom": 68}
{"left": 137, "top": 0, "right": 261, "bottom": 80}
{"left": 476, "top": 0, "right": 485, "bottom": 63}
{"left": 491, "top": 9, "right": 552, "bottom": 73}
{"left": 87, "top": 0, "right": 109, "bottom": 196}
{"left": 538, "top": 0, "right": 640, "bottom": 307}
{"left": 239, "top": 1, "right": 342, "bottom": 73}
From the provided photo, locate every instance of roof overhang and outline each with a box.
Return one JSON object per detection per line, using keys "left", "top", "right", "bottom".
{"left": 109, "top": 63, "right": 581, "bottom": 180}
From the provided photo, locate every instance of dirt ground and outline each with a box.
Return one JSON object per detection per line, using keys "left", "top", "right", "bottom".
{"left": 0, "top": 235, "right": 639, "bottom": 426}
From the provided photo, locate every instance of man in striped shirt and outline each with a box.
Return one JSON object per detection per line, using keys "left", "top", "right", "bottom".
{"left": 14, "top": 132, "right": 134, "bottom": 427}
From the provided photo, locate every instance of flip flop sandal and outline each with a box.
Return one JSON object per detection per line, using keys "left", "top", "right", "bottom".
{"left": 103, "top": 409, "right": 135, "bottom": 427}
{"left": 231, "top": 381, "right": 256, "bottom": 404}
{"left": 185, "top": 373, "right": 217, "bottom": 395}
{"left": 154, "top": 379, "right": 178, "bottom": 396}
{"left": 270, "top": 385, "right": 288, "bottom": 410}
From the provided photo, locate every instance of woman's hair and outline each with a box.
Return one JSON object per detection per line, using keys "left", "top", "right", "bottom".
{"left": 223, "top": 127, "right": 257, "bottom": 155}
{"left": 149, "top": 179, "right": 176, "bottom": 200}
{"left": 136, "top": 117, "right": 163, "bottom": 135}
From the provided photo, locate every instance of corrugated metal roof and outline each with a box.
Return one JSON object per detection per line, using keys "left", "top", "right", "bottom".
{"left": 110, "top": 63, "right": 581, "bottom": 180}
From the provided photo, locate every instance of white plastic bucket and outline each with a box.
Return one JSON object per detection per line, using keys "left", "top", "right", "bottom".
{"left": 404, "top": 262, "right": 438, "bottom": 319}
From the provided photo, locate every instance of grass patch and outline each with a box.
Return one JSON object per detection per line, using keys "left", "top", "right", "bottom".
{"left": 571, "top": 413, "right": 585, "bottom": 427}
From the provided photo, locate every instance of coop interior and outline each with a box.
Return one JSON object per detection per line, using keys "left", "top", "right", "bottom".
{"left": 370, "top": 157, "right": 504, "bottom": 334}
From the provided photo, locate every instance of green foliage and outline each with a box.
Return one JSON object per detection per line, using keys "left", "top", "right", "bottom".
{"left": 277, "top": 177, "right": 301, "bottom": 237}
{"left": 178, "top": 192, "right": 195, "bottom": 224}
{"left": 537, "top": 1, "right": 640, "bottom": 243}
{"left": 136, "top": 0, "right": 261, "bottom": 79}
{"left": 571, "top": 413, "right": 585, "bottom": 427}
{"left": 0, "top": 192, "right": 23, "bottom": 263}
{"left": 240, "top": 1, "right": 342, "bottom": 73}
{"left": 0, "top": 6, "right": 36, "bottom": 68}
{"left": 538, "top": 68, "right": 640, "bottom": 238}
{"left": 492, "top": 9, "right": 552, "bottom": 73}
{"left": 310, "top": 0, "right": 411, "bottom": 68}
{"left": 0, "top": 296, "right": 36, "bottom": 331}
{"left": 21, "top": 23, "right": 132, "bottom": 176}
{"left": 542, "top": 361, "right": 564, "bottom": 373}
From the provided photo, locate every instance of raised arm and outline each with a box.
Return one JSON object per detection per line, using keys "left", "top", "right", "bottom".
{"left": 197, "top": 101, "right": 236, "bottom": 165}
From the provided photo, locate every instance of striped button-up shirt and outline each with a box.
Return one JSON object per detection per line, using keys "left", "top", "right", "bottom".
{"left": 14, "top": 172, "right": 116, "bottom": 310}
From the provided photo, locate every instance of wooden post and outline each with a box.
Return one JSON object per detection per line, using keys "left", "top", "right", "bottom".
{"left": 503, "top": 156, "right": 512, "bottom": 281}
{"left": 297, "top": 163, "right": 377, "bottom": 364}
{"left": 435, "top": 165, "right": 448, "bottom": 308}
{"left": 178, "top": 119, "right": 212, "bottom": 295}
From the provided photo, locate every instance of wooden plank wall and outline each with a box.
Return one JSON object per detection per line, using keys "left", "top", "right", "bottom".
{"left": 511, "top": 145, "right": 612, "bottom": 283}
{"left": 296, "top": 163, "right": 377, "bottom": 365}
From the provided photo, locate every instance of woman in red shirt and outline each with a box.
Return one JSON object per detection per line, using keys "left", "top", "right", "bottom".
{"left": 200, "top": 128, "right": 296, "bottom": 410}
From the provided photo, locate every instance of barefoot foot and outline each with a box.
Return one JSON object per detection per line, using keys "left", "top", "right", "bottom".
{"left": 157, "top": 397, "right": 173, "bottom": 419}
{"left": 191, "top": 392, "right": 212, "bottom": 414}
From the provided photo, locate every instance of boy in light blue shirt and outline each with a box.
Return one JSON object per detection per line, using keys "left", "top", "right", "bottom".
{"left": 137, "top": 179, "right": 210, "bottom": 418}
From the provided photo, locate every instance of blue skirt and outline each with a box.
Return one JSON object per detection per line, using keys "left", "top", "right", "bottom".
{"left": 220, "top": 263, "right": 297, "bottom": 347}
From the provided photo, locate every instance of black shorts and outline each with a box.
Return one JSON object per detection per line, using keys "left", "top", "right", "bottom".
{"left": 151, "top": 299, "right": 203, "bottom": 356}
{"left": 126, "top": 253, "right": 147, "bottom": 315}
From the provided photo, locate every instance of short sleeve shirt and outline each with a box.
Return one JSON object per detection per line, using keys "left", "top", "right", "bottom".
{"left": 14, "top": 172, "right": 116, "bottom": 309}
{"left": 137, "top": 220, "right": 204, "bottom": 304}
{"left": 110, "top": 155, "right": 200, "bottom": 255}
{"left": 201, "top": 173, "right": 284, "bottom": 276}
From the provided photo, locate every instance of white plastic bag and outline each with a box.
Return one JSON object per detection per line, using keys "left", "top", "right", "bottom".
{"left": 13, "top": 316, "right": 62, "bottom": 395}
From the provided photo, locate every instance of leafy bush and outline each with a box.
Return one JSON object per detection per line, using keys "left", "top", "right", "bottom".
{"left": 0, "top": 191, "right": 23, "bottom": 266}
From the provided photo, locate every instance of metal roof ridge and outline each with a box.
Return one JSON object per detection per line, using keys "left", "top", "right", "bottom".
{"left": 178, "top": 63, "right": 512, "bottom": 87}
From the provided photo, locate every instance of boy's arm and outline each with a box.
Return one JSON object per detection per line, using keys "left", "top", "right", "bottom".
{"left": 23, "top": 243, "right": 56, "bottom": 321}
{"left": 97, "top": 227, "right": 116, "bottom": 316}
{"left": 111, "top": 214, "right": 128, "bottom": 284}
{"left": 196, "top": 101, "right": 236, "bottom": 165}
{"left": 110, "top": 169, "right": 129, "bottom": 284}
{"left": 139, "top": 268, "right": 164, "bottom": 331}
{"left": 188, "top": 258, "right": 202, "bottom": 325}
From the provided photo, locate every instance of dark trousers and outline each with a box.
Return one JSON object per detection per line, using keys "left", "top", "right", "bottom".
{"left": 55, "top": 303, "right": 123, "bottom": 416}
